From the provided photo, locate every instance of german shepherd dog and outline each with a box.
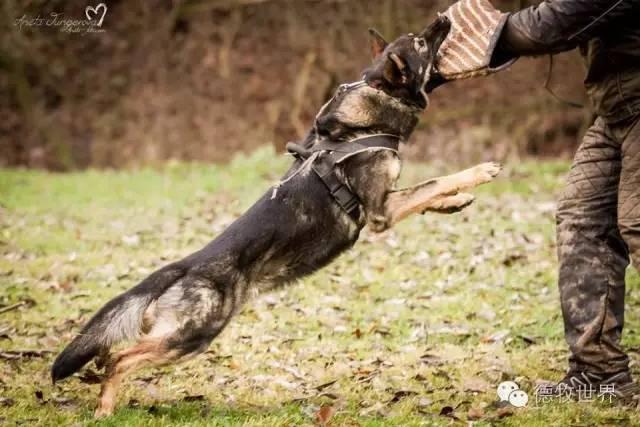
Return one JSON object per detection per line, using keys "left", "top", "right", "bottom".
{"left": 52, "top": 16, "right": 500, "bottom": 417}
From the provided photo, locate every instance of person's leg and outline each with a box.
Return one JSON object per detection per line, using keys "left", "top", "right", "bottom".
{"left": 556, "top": 117, "right": 630, "bottom": 375}
{"left": 618, "top": 115, "right": 640, "bottom": 275}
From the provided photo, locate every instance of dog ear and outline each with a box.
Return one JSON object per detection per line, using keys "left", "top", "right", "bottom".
{"left": 383, "top": 52, "right": 408, "bottom": 85}
{"left": 369, "top": 28, "right": 388, "bottom": 59}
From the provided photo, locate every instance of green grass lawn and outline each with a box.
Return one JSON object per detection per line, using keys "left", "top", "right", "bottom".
{"left": 1, "top": 147, "right": 640, "bottom": 426}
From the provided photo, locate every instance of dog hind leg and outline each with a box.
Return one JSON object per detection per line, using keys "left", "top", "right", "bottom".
{"left": 94, "top": 276, "right": 238, "bottom": 417}
{"left": 95, "top": 339, "right": 176, "bottom": 418}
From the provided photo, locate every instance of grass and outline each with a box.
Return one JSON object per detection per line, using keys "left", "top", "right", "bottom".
{"left": 1, "top": 146, "right": 640, "bottom": 426}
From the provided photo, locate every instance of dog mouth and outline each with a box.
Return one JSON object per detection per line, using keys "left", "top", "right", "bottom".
{"left": 422, "top": 15, "right": 451, "bottom": 89}
{"left": 361, "top": 15, "right": 452, "bottom": 106}
{"left": 424, "top": 15, "right": 451, "bottom": 62}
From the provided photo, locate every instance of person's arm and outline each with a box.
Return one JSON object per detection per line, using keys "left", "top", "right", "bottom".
{"left": 431, "top": 0, "right": 638, "bottom": 87}
{"left": 497, "top": 0, "right": 638, "bottom": 59}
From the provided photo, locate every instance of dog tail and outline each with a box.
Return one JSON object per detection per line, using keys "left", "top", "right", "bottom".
{"left": 51, "top": 265, "right": 185, "bottom": 383}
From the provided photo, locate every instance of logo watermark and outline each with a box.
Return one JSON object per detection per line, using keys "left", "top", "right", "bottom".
{"left": 14, "top": 3, "right": 107, "bottom": 34}
{"left": 497, "top": 381, "right": 529, "bottom": 408}
{"left": 496, "top": 380, "right": 618, "bottom": 407}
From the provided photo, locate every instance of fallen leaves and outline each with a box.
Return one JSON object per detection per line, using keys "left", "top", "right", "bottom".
{"left": 0, "top": 161, "right": 581, "bottom": 425}
{"left": 502, "top": 253, "right": 527, "bottom": 267}
{"left": 358, "top": 401, "right": 387, "bottom": 417}
{"left": 121, "top": 234, "right": 141, "bottom": 247}
{"left": 496, "top": 406, "right": 515, "bottom": 418}
{"left": 182, "top": 395, "right": 206, "bottom": 402}
{"left": 315, "top": 380, "right": 337, "bottom": 391}
{"left": 315, "top": 404, "right": 335, "bottom": 425}
{"left": 467, "top": 406, "right": 485, "bottom": 420}
{"left": 429, "top": 324, "right": 471, "bottom": 336}
{"left": 0, "top": 299, "right": 35, "bottom": 315}
{"left": 33, "top": 390, "right": 77, "bottom": 409}
{"left": 438, "top": 405, "right": 458, "bottom": 420}
{"left": 0, "top": 397, "right": 15, "bottom": 407}
{"left": 387, "top": 390, "right": 418, "bottom": 404}
{"left": 481, "top": 329, "right": 510, "bottom": 344}
{"left": 462, "top": 377, "right": 491, "bottom": 393}
{"left": 0, "top": 350, "right": 53, "bottom": 360}
{"left": 78, "top": 369, "right": 103, "bottom": 384}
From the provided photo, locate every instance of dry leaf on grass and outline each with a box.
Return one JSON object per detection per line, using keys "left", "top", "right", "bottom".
{"left": 78, "top": 369, "right": 102, "bottom": 384}
{"left": 0, "top": 397, "right": 15, "bottom": 407}
{"left": 315, "top": 380, "right": 337, "bottom": 391}
{"left": 51, "top": 397, "right": 78, "bottom": 410}
{"left": 517, "top": 334, "right": 538, "bottom": 345}
{"left": 468, "top": 406, "right": 485, "bottom": 420}
{"left": 316, "top": 404, "right": 335, "bottom": 425}
{"left": 359, "top": 401, "right": 387, "bottom": 417}
{"left": 388, "top": 390, "right": 418, "bottom": 404}
{"left": 496, "top": 406, "right": 515, "bottom": 418}
{"left": 481, "top": 330, "right": 510, "bottom": 343}
{"left": 182, "top": 395, "right": 206, "bottom": 402}
{"left": 439, "top": 405, "right": 459, "bottom": 420}
{"left": 462, "top": 377, "right": 491, "bottom": 393}
{"left": 0, "top": 350, "right": 53, "bottom": 360}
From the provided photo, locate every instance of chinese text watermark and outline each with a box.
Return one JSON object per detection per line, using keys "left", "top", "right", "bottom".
{"left": 535, "top": 383, "right": 617, "bottom": 404}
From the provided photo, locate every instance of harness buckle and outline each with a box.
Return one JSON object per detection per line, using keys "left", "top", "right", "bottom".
{"left": 331, "top": 185, "right": 359, "bottom": 213}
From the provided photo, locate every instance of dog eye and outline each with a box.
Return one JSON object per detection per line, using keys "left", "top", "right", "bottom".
{"left": 418, "top": 39, "right": 425, "bottom": 47}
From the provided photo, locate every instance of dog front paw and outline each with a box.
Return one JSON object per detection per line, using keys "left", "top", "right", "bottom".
{"left": 474, "top": 162, "right": 502, "bottom": 183}
{"left": 423, "top": 192, "right": 475, "bottom": 214}
{"left": 368, "top": 214, "right": 390, "bottom": 233}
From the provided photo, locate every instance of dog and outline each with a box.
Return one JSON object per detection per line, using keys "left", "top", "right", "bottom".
{"left": 51, "top": 15, "right": 500, "bottom": 417}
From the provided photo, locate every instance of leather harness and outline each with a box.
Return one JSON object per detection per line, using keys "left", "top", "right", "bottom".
{"left": 284, "top": 133, "right": 401, "bottom": 221}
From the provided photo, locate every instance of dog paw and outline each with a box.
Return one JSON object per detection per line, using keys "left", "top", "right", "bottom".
{"left": 452, "top": 192, "right": 475, "bottom": 209}
{"left": 367, "top": 214, "right": 390, "bottom": 233}
{"left": 474, "top": 162, "right": 502, "bottom": 183}
{"left": 94, "top": 407, "right": 113, "bottom": 418}
{"left": 425, "top": 193, "right": 475, "bottom": 214}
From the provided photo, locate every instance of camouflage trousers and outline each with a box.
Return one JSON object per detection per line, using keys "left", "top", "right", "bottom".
{"left": 557, "top": 113, "right": 640, "bottom": 374}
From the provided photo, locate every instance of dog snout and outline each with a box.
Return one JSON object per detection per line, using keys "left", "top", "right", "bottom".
{"left": 434, "top": 15, "right": 451, "bottom": 38}
{"left": 419, "top": 14, "right": 451, "bottom": 46}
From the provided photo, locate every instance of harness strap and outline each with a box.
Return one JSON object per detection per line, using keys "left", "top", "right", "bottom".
{"left": 312, "top": 157, "right": 361, "bottom": 216}
{"left": 284, "top": 134, "right": 401, "bottom": 221}
{"left": 311, "top": 133, "right": 400, "bottom": 155}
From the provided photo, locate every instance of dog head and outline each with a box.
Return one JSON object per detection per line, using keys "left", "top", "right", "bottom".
{"left": 311, "top": 16, "right": 450, "bottom": 142}
{"left": 313, "top": 81, "right": 422, "bottom": 142}
{"left": 362, "top": 15, "right": 451, "bottom": 109}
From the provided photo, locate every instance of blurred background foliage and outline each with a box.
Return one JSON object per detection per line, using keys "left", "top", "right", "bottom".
{"left": 1, "top": 0, "right": 591, "bottom": 170}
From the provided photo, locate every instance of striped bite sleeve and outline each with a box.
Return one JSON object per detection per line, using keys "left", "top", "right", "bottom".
{"left": 437, "top": 0, "right": 516, "bottom": 80}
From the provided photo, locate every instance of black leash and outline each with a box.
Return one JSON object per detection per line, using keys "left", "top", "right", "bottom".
{"left": 543, "top": 54, "right": 584, "bottom": 109}
{"left": 284, "top": 134, "right": 401, "bottom": 221}
{"left": 567, "top": 0, "right": 625, "bottom": 41}
{"left": 543, "top": 0, "right": 625, "bottom": 109}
